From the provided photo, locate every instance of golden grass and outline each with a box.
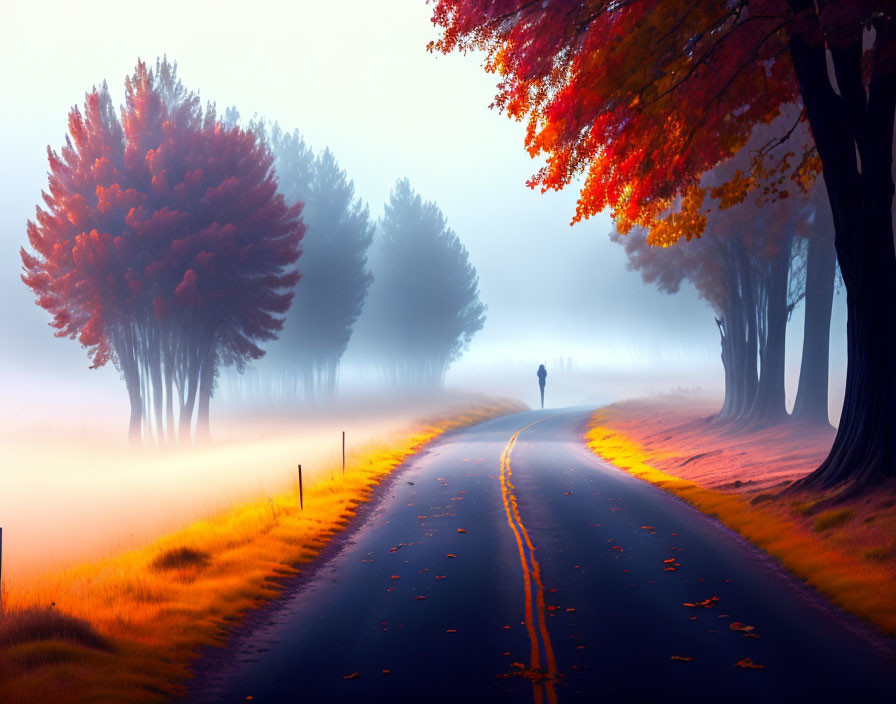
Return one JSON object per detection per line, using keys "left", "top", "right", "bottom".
{"left": 585, "top": 408, "right": 896, "bottom": 636}
{"left": 0, "top": 399, "right": 523, "bottom": 703}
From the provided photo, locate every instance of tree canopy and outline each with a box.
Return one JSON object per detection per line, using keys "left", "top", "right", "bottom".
{"left": 21, "top": 58, "right": 303, "bottom": 444}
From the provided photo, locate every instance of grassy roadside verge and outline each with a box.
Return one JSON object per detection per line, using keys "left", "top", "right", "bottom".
{"left": 0, "top": 399, "right": 524, "bottom": 703}
{"left": 585, "top": 405, "right": 896, "bottom": 636}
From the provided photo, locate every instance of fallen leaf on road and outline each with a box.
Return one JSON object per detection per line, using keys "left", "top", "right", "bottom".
{"left": 664, "top": 558, "right": 675, "bottom": 564}
{"left": 566, "top": 608, "right": 576, "bottom": 612}
{"left": 417, "top": 515, "right": 428, "bottom": 520}
{"left": 381, "top": 670, "right": 390, "bottom": 674}
{"left": 446, "top": 554, "right": 457, "bottom": 558}
{"left": 343, "top": 672, "right": 360, "bottom": 680}
{"left": 390, "top": 575, "right": 400, "bottom": 579}
{"left": 459, "top": 490, "right": 467, "bottom": 494}
{"left": 414, "top": 596, "right": 427, "bottom": 600}
{"left": 641, "top": 525, "right": 656, "bottom": 531}
{"left": 457, "top": 528, "right": 467, "bottom": 533}
{"left": 664, "top": 567, "right": 677, "bottom": 572}
{"left": 564, "top": 492, "right": 573, "bottom": 496}
{"left": 734, "top": 658, "right": 764, "bottom": 669}
{"left": 446, "top": 629, "right": 456, "bottom": 633}
{"left": 730, "top": 622, "right": 755, "bottom": 633}
{"left": 435, "top": 575, "right": 446, "bottom": 579}
{"left": 611, "top": 545, "right": 623, "bottom": 551}
{"left": 670, "top": 656, "right": 693, "bottom": 662}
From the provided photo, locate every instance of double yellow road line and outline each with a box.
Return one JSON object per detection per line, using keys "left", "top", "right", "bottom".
{"left": 499, "top": 418, "right": 558, "bottom": 704}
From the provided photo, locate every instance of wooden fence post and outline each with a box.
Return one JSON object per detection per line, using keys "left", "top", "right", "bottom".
{"left": 298, "top": 464, "right": 304, "bottom": 511}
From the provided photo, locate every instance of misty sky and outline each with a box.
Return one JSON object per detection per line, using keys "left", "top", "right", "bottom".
{"left": 0, "top": 0, "right": 846, "bottom": 418}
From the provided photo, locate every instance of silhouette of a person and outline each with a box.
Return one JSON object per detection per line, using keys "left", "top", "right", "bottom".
{"left": 537, "top": 364, "right": 547, "bottom": 409}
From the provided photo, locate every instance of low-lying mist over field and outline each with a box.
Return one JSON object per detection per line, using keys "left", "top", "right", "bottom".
{"left": 0, "top": 0, "right": 851, "bottom": 578}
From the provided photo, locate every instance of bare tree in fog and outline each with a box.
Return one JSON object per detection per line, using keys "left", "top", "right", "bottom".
{"left": 355, "top": 178, "right": 486, "bottom": 388}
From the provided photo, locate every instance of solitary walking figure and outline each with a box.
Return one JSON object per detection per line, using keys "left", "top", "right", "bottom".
{"left": 537, "top": 364, "right": 547, "bottom": 409}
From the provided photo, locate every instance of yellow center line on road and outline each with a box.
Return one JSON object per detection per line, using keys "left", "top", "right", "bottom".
{"left": 499, "top": 417, "right": 559, "bottom": 704}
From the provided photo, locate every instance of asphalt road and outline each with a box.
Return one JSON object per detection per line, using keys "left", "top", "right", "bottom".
{"left": 202, "top": 409, "right": 896, "bottom": 703}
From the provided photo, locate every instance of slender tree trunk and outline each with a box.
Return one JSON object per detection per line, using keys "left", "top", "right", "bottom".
{"left": 149, "top": 333, "right": 165, "bottom": 446}
{"left": 742, "top": 231, "right": 792, "bottom": 428}
{"left": 165, "top": 360, "right": 175, "bottom": 446}
{"left": 792, "top": 228, "right": 836, "bottom": 426}
{"left": 196, "top": 347, "right": 215, "bottom": 444}
{"left": 789, "top": 6, "right": 896, "bottom": 488}
{"left": 179, "top": 347, "right": 200, "bottom": 446}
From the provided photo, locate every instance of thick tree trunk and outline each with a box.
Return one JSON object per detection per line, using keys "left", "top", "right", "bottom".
{"left": 788, "top": 5, "right": 896, "bottom": 488}
{"left": 792, "top": 229, "right": 836, "bottom": 426}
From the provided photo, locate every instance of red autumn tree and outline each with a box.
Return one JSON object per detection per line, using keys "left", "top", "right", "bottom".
{"left": 21, "top": 58, "right": 304, "bottom": 445}
{"left": 431, "top": 1, "right": 896, "bottom": 490}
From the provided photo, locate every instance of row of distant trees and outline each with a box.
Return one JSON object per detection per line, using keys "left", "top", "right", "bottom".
{"left": 613, "top": 115, "right": 836, "bottom": 430}
{"left": 430, "top": 0, "right": 896, "bottom": 491}
{"left": 21, "top": 59, "right": 486, "bottom": 446}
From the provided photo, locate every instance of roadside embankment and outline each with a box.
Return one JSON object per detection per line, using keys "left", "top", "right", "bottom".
{"left": 585, "top": 397, "right": 896, "bottom": 636}
{"left": 0, "top": 398, "right": 524, "bottom": 703}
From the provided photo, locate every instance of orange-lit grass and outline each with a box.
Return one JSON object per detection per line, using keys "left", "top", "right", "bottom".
{"left": 0, "top": 400, "right": 523, "bottom": 703}
{"left": 586, "top": 407, "right": 896, "bottom": 635}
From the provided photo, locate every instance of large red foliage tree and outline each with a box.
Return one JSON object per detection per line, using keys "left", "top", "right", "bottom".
{"left": 431, "top": 1, "right": 896, "bottom": 490}
{"left": 21, "top": 59, "right": 304, "bottom": 445}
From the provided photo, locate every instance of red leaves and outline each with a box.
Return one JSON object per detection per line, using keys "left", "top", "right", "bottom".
{"left": 430, "top": 0, "right": 815, "bottom": 241}
{"left": 734, "top": 658, "right": 764, "bottom": 669}
{"left": 683, "top": 596, "right": 719, "bottom": 609}
{"left": 21, "top": 57, "right": 305, "bottom": 425}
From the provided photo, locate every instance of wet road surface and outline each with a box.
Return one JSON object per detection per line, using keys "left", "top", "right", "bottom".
{"left": 202, "top": 409, "right": 896, "bottom": 703}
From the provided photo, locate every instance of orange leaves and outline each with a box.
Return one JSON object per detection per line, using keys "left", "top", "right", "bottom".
{"left": 342, "top": 672, "right": 360, "bottom": 680}
{"left": 670, "top": 655, "right": 694, "bottom": 662}
{"left": 446, "top": 554, "right": 457, "bottom": 559}
{"left": 430, "top": 0, "right": 805, "bottom": 240}
{"left": 734, "top": 658, "right": 764, "bottom": 669}
{"left": 729, "top": 622, "right": 759, "bottom": 638}
{"left": 683, "top": 596, "right": 719, "bottom": 609}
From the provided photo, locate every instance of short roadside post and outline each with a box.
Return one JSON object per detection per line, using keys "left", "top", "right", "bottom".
{"left": 342, "top": 431, "right": 346, "bottom": 475}
{"left": 298, "top": 464, "right": 304, "bottom": 511}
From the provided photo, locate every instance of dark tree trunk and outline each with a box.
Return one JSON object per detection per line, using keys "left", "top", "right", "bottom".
{"left": 792, "top": 227, "right": 836, "bottom": 426}
{"left": 788, "top": 4, "right": 896, "bottom": 488}
{"left": 741, "top": 231, "right": 792, "bottom": 428}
